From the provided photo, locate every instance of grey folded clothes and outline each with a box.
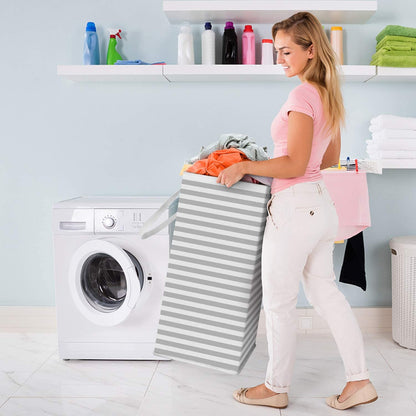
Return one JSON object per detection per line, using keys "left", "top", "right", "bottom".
{"left": 187, "top": 133, "right": 269, "bottom": 163}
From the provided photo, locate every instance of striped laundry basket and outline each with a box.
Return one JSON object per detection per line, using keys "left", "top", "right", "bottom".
{"left": 154, "top": 171, "right": 270, "bottom": 374}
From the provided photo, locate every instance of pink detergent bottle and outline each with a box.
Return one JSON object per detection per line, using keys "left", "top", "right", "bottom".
{"left": 242, "top": 25, "right": 255, "bottom": 64}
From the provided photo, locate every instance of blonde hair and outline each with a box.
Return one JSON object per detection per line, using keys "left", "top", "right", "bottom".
{"left": 272, "top": 12, "right": 345, "bottom": 137}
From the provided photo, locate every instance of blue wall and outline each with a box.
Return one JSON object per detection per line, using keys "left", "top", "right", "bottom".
{"left": 1, "top": 0, "right": 415, "bottom": 306}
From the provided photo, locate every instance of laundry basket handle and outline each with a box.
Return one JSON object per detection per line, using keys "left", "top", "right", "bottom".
{"left": 139, "top": 191, "right": 179, "bottom": 239}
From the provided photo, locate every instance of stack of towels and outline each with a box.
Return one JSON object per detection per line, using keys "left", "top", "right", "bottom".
{"left": 366, "top": 115, "right": 416, "bottom": 163}
{"left": 371, "top": 25, "right": 416, "bottom": 67}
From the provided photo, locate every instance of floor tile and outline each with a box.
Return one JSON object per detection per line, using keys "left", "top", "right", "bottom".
{"left": 0, "top": 397, "right": 141, "bottom": 416}
{"left": 0, "top": 333, "right": 56, "bottom": 373}
{"left": 0, "top": 372, "right": 33, "bottom": 397}
{"left": 1, "top": 329, "right": 415, "bottom": 415}
{"left": 139, "top": 359, "right": 276, "bottom": 416}
{"left": 280, "top": 396, "right": 416, "bottom": 416}
{"left": 13, "top": 353, "right": 158, "bottom": 398}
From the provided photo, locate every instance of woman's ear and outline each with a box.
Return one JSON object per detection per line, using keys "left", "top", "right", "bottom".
{"left": 308, "top": 44, "right": 314, "bottom": 59}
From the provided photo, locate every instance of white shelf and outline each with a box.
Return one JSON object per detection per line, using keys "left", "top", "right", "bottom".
{"left": 370, "top": 67, "right": 416, "bottom": 83}
{"left": 58, "top": 64, "right": 378, "bottom": 83}
{"left": 163, "top": 1, "right": 377, "bottom": 24}
{"left": 164, "top": 64, "right": 286, "bottom": 82}
{"left": 57, "top": 65, "right": 165, "bottom": 82}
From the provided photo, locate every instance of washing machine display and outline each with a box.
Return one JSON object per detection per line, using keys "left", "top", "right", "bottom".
{"left": 53, "top": 196, "right": 169, "bottom": 360}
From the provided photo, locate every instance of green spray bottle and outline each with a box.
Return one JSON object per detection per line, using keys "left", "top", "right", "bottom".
{"left": 107, "top": 29, "right": 122, "bottom": 65}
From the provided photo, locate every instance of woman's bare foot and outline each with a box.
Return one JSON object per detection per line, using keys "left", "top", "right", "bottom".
{"left": 337, "top": 379, "right": 370, "bottom": 403}
{"left": 245, "top": 383, "right": 279, "bottom": 399}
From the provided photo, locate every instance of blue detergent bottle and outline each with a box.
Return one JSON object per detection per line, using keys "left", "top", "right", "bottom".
{"left": 83, "top": 22, "right": 100, "bottom": 65}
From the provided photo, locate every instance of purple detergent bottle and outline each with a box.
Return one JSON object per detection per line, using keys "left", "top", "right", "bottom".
{"left": 222, "top": 21, "right": 238, "bottom": 64}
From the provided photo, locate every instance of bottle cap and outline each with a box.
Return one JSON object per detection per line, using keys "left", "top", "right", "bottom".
{"left": 225, "top": 21, "right": 234, "bottom": 29}
{"left": 262, "top": 39, "right": 273, "bottom": 43}
{"left": 205, "top": 22, "right": 212, "bottom": 30}
{"left": 86, "top": 22, "right": 96, "bottom": 32}
{"left": 331, "top": 26, "right": 343, "bottom": 31}
{"left": 244, "top": 25, "right": 253, "bottom": 32}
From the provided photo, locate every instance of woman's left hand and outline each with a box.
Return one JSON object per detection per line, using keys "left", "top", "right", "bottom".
{"left": 216, "top": 162, "right": 247, "bottom": 188}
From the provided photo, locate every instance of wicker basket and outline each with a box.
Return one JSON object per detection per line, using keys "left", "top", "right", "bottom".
{"left": 390, "top": 236, "right": 416, "bottom": 350}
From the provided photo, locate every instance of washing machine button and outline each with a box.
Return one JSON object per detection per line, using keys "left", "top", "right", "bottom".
{"left": 102, "top": 216, "right": 116, "bottom": 229}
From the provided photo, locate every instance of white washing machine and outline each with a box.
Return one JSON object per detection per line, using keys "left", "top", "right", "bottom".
{"left": 53, "top": 196, "right": 169, "bottom": 360}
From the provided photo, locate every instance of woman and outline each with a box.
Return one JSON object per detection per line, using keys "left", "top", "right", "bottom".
{"left": 217, "top": 12, "right": 378, "bottom": 411}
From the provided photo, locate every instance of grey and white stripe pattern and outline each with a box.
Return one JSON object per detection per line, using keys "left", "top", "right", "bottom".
{"left": 154, "top": 172, "right": 270, "bottom": 374}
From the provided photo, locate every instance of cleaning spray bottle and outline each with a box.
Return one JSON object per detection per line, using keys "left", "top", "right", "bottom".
{"left": 107, "top": 29, "right": 122, "bottom": 65}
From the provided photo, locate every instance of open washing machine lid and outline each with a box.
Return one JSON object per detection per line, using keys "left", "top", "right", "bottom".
{"left": 69, "top": 239, "right": 143, "bottom": 326}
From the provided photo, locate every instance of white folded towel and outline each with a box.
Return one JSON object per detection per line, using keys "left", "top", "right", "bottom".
{"left": 370, "top": 114, "right": 416, "bottom": 132}
{"left": 370, "top": 129, "right": 416, "bottom": 139}
{"left": 367, "top": 149, "right": 416, "bottom": 159}
{"left": 367, "top": 138, "right": 416, "bottom": 150}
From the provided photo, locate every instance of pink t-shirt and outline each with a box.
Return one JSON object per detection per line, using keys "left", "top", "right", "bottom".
{"left": 270, "top": 82, "right": 331, "bottom": 194}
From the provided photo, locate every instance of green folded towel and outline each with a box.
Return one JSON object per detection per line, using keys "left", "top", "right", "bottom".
{"left": 376, "top": 35, "right": 416, "bottom": 52}
{"left": 376, "top": 25, "right": 416, "bottom": 42}
{"left": 373, "top": 49, "right": 416, "bottom": 57}
{"left": 370, "top": 53, "right": 416, "bottom": 67}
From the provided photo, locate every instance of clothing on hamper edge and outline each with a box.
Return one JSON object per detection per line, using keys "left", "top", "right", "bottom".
{"left": 187, "top": 133, "right": 269, "bottom": 164}
{"left": 186, "top": 148, "right": 248, "bottom": 176}
{"left": 262, "top": 181, "right": 369, "bottom": 393}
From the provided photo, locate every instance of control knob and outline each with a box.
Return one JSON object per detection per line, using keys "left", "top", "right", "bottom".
{"left": 102, "top": 216, "right": 116, "bottom": 229}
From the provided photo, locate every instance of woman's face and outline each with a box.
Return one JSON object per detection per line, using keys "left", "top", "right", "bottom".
{"left": 274, "top": 30, "right": 313, "bottom": 79}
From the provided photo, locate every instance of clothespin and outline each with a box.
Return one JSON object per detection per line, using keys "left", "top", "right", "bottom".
{"left": 355, "top": 159, "right": 358, "bottom": 173}
{"left": 346, "top": 156, "right": 350, "bottom": 170}
{"left": 337, "top": 159, "right": 341, "bottom": 169}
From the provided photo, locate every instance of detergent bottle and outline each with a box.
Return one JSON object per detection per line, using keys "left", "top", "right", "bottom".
{"left": 222, "top": 21, "right": 238, "bottom": 64}
{"left": 242, "top": 25, "right": 255, "bottom": 64}
{"left": 177, "top": 24, "right": 195, "bottom": 65}
{"left": 107, "top": 29, "right": 122, "bottom": 65}
{"left": 83, "top": 22, "right": 100, "bottom": 65}
{"left": 201, "top": 22, "right": 215, "bottom": 65}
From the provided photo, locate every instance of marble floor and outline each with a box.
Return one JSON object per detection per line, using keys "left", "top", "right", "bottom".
{"left": 0, "top": 329, "right": 415, "bottom": 416}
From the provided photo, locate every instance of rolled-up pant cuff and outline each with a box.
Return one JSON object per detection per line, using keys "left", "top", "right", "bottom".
{"left": 265, "top": 380, "right": 289, "bottom": 393}
{"left": 346, "top": 370, "right": 370, "bottom": 382}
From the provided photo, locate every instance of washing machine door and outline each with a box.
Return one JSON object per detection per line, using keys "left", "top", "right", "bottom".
{"left": 69, "top": 240, "right": 145, "bottom": 326}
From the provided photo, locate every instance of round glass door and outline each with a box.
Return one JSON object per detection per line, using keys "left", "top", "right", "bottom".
{"left": 80, "top": 251, "right": 144, "bottom": 313}
{"left": 69, "top": 240, "right": 145, "bottom": 326}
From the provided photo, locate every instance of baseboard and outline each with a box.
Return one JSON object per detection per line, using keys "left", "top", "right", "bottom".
{"left": 0, "top": 306, "right": 392, "bottom": 334}
{"left": 257, "top": 307, "right": 392, "bottom": 335}
{"left": 0, "top": 306, "right": 57, "bottom": 332}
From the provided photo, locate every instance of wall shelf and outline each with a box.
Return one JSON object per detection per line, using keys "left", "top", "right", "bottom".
{"left": 56, "top": 65, "right": 165, "bottom": 82}
{"left": 370, "top": 67, "right": 416, "bottom": 83}
{"left": 163, "top": 64, "right": 377, "bottom": 82}
{"left": 163, "top": 1, "right": 378, "bottom": 24}
{"left": 57, "top": 64, "right": 382, "bottom": 83}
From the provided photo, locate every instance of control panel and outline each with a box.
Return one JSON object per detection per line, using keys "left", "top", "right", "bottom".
{"left": 94, "top": 208, "right": 168, "bottom": 234}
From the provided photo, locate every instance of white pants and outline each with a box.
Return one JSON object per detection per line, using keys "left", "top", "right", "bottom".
{"left": 262, "top": 181, "right": 369, "bottom": 393}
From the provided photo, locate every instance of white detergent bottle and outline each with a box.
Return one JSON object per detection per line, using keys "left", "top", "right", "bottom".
{"left": 201, "top": 22, "right": 215, "bottom": 65}
{"left": 178, "top": 25, "right": 195, "bottom": 65}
